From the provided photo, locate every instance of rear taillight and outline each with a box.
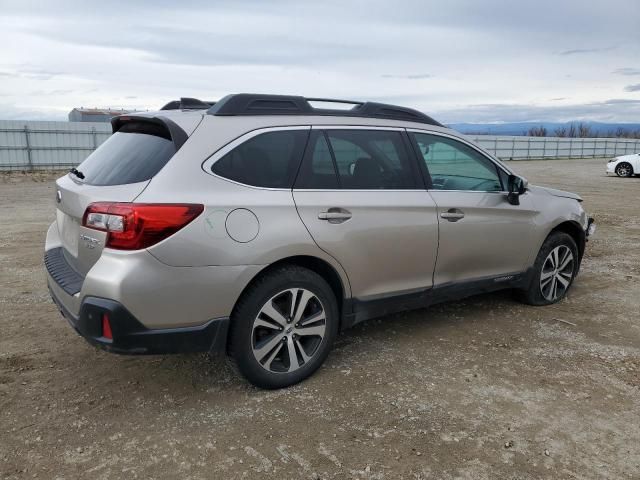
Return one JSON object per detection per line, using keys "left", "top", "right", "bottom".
{"left": 82, "top": 203, "right": 204, "bottom": 250}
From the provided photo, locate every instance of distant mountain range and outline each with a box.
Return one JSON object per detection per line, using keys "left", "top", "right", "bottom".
{"left": 448, "top": 121, "right": 640, "bottom": 136}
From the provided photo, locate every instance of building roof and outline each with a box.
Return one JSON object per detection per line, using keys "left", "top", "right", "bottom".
{"left": 70, "top": 108, "right": 134, "bottom": 116}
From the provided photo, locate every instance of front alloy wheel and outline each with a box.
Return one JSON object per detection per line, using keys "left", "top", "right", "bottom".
{"left": 616, "top": 163, "right": 633, "bottom": 177}
{"left": 515, "top": 231, "right": 578, "bottom": 306}
{"left": 252, "top": 288, "right": 326, "bottom": 374}
{"left": 539, "top": 245, "right": 574, "bottom": 302}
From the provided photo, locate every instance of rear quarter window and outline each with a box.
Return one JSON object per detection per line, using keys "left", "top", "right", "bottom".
{"left": 211, "top": 130, "right": 309, "bottom": 188}
{"left": 77, "top": 122, "right": 176, "bottom": 186}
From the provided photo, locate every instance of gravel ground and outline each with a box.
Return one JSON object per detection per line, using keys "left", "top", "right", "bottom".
{"left": 1, "top": 158, "right": 639, "bottom": 479}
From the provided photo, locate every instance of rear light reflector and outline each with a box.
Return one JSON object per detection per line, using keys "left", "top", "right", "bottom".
{"left": 102, "top": 313, "right": 113, "bottom": 340}
{"left": 82, "top": 203, "right": 204, "bottom": 250}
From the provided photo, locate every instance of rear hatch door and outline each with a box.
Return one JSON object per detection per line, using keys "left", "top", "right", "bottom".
{"left": 54, "top": 116, "right": 188, "bottom": 276}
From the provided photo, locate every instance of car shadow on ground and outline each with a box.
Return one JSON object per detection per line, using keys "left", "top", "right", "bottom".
{"left": 58, "top": 289, "right": 522, "bottom": 397}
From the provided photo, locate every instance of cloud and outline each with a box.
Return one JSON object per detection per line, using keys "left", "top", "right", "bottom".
{"left": 434, "top": 98, "right": 640, "bottom": 123}
{"left": 613, "top": 67, "right": 640, "bottom": 76}
{"left": 381, "top": 74, "right": 432, "bottom": 80}
{"left": 0, "top": 102, "right": 67, "bottom": 120}
{"left": 0, "top": 67, "right": 63, "bottom": 80}
{"left": 0, "top": 0, "right": 639, "bottom": 122}
{"left": 558, "top": 46, "right": 616, "bottom": 55}
{"left": 624, "top": 84, "right": 640, "bottom": 92}
{"left": 603, "top": 98, "right": 640, "bottom": 104}
{"left": 29, "top": 89, "right": 73, "bottom": 96}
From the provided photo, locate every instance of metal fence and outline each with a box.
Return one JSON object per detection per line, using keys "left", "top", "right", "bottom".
{"left": 1, "top": 120, "right": 639, "bottom": 171}
{"left": 468, "top": 135, "right": 640, "bottom": 161}
{"left": 0, "top": 120, "right": 111, "bottom": 171}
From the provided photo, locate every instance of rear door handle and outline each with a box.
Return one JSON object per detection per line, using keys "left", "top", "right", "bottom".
{"left": 440, "top": 209, "right": 465, "bottom": 222}
{"left": 318, "top": 208, "right": 352, "bottom": 223}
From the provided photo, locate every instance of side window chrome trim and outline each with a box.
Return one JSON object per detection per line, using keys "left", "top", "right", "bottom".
{"left": 311, "top": 125, "right": 404, "bottom": 132}
{"left": 292, "top": 189, "right": 428, "bottom": 192}
{"left": 426, "top": 190, "right": 509, "bottom": 194}
{"left": 201, "top": 125, "right": 311, "bottom": 191}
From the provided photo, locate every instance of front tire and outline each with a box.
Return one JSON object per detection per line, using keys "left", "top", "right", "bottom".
{"left": 516, "top": 232, "right": 578, "bottom": 306}
{"left": 615, "top": 162, "right": 633, "bottom": 177}
{"left": 228, "top": 266, "right": 339, "bottom": 389}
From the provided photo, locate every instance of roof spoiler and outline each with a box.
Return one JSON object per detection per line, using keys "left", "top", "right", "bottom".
{"left": 111, "top": 115, "right": 189, "bottom": 150}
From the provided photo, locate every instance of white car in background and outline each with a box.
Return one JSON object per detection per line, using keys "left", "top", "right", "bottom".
{"left": 607, "top": 153, "right": 640, "bottom": 177}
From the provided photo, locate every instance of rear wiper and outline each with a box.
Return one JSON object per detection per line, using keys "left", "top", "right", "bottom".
{"left": 69, "top": 167, "right": 85, "bottom": 180}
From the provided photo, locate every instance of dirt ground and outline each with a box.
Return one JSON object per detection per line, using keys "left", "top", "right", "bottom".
{"left": 1, "top": 158, "right": 639, "bottom": 479}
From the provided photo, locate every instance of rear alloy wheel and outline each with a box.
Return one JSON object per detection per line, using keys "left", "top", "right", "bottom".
{"left": 229, "top": 266, "right": 338, "bottom": 389}
{"left": 252, "top": 288, "right": 327, "bottom": 374}
{"left": 615, "top": 162, "right": 633, "bottom": 177}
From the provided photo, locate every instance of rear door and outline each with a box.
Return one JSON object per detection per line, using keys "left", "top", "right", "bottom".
{"left": 54, "top": 118, "right": 182, "bottom": 275}
{"left": 293, "top": 127, "right": 439, "bottom": 300}
{"left": 408, "top": 130, "right": 537, "bottom": 285}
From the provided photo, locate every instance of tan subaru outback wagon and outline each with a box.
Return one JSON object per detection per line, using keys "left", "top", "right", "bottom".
{"left": 45, "top": 94, "right": 595, "bottom": 388}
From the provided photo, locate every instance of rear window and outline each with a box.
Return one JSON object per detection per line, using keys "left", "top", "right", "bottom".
{"left": 77, "top": 122, "right": 176, "bottom": 186}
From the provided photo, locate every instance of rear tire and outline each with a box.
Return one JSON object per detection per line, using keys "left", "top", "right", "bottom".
{"left": 228, "top": 265, "right": 339, "bottom": 389}
{"left": 516, "top": 232, "right": 578, "bottom": 306}
{"left": 615, "top": 162, "right": 633, "bottom": 177}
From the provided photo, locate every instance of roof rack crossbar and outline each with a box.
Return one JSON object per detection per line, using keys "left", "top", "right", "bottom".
{"left": 206, "top": 94, "right": 442, "bottom": 126}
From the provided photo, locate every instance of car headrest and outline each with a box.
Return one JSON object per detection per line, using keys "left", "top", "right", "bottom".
{"left": 352, "top": 157, "right": 381, "bottom": 188}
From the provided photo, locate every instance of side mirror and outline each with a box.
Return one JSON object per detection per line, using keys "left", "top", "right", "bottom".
{"left": 507, "top": 175, "right": 527, "bottom": 205}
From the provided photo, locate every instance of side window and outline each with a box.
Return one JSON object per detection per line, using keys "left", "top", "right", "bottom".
{"left": 326, "top": 130, "right": 416, "bottom": 189}
{"left": 412, "top": 133, "right": 503, "bottom": 192}
{"left": 294, "top": 131, "right": 339, "bottom": 189}
{"left": 212, "top": 130, "right": 309, "bottom": 188}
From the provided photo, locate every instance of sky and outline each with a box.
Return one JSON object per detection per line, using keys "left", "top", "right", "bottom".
{"left": 0, "top": 0, "right": 639, "bottom": 124}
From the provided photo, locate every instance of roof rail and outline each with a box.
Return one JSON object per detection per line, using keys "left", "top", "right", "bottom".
{"left": 160, "top": 97, "right": 215, "bottom": 111}
{"left": 206, "top": 93, "right": 442, "bottom": 126}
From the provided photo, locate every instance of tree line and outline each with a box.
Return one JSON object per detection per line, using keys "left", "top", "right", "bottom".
{"left": 527, "top": 123, "right": 640, "bottom": 138}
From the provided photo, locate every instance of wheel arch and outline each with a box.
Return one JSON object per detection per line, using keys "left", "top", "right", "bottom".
{"left": 549, "top": 220, "right": 586, "bottom": 265}
{"left": 231, "top": 255, "right": 350, "bottom": 328}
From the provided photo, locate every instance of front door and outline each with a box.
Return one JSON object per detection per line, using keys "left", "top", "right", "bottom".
{"left": 408, "top": 131, "right": 538, "bottom": 286}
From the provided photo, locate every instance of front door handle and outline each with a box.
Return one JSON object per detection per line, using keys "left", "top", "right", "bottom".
{"left": 318, "top": 208, "right": 352, "bottom": 224}
{"left": 440, "top": 209, "right": 465, "bottom": 222}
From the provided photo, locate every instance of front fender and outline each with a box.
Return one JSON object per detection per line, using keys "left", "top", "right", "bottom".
{"left": 525, "top": 191, "right": 588, "bottom": 269}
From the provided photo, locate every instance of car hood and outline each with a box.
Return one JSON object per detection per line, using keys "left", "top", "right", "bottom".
{"left": 529, "top": 185, "right": 583, "bottom": 202}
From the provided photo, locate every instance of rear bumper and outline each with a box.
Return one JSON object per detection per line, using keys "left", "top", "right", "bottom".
{"left": 49, "top": 286, "right": 229, "bottom": 355}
